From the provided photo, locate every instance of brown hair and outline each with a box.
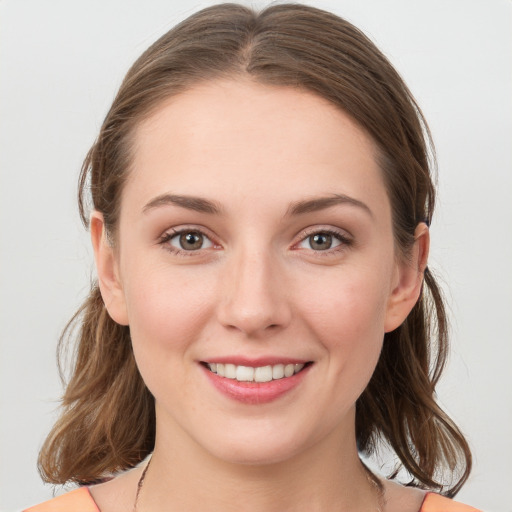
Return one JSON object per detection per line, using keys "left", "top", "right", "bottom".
{"left": 39, "top": 2, "right": 471, "bottom": 496}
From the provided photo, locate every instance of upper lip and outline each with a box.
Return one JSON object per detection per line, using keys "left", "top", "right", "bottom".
{"left": 200, "top": 356, "right": 311, "bottom": 367}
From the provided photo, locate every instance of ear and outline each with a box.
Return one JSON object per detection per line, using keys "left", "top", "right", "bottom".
{"left": 90, "top": 211, "right": 129, "bottom": 326}
{"left": 384, "top": 223, "right": 430, "bottom": 333}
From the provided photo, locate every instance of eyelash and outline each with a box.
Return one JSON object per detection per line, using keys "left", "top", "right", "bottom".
{"left": 157, "top": 226, "right": 352, "bottom": 257}
{"left": 158, "top": 227, "right": 217, "bottom": 257}
{"left": 295, "top": 227, "right": 353, "bottom": 257}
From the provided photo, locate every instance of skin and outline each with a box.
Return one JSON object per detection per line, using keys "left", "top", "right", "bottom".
{"left": 90, "top": 79, "right": 428, "bottom": 511}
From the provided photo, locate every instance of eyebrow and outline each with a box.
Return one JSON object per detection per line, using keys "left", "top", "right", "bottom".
{"left": 143, "top": 194, "right": 223, "bottom": 215}
{"left": 286, "top": 194, "right": 373, "bottom": 218}
{"left": 142, "top": 192, "right": 373, "bottom": 218}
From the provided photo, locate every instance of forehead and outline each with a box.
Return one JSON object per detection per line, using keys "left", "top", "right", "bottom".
{"left": 125, "top": 79, "right": 388, "bottom": 217}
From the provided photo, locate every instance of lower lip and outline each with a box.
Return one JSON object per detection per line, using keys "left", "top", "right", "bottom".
{"left": 201, "top": 364, "right": 312, "bottom": 405}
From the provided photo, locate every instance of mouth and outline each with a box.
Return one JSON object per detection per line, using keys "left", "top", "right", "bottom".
{"left": 200, "top": 361, "right": 313, "bottom": 383}
{"left": 200, "top": 360, "right": 313, "bottom": 404}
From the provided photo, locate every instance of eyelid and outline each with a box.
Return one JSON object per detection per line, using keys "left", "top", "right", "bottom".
{"left": 292, "top": 226, "right": 353, "bottom": 252}
{"left": 156, "top": 224, "right": 352, "bottom": 257}
{"left": 158, "top": 225, "right": 221, "bottom": 255}
{"left": 168, "top": 231, "right": 214, "bottom": 250}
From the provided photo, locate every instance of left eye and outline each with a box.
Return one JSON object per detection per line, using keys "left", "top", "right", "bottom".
{"left": 297, "top": 232, "right": 343, "bottom": 251}
{"left": 169, "top": 231, "right": 213, "bottom": 251}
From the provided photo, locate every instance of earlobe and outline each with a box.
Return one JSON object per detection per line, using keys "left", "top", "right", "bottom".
{"left": 90, "top": 211, "right": 129, "bottom": 326}
{"left": 384, "top": 223, "right": 430, "bottom": 333}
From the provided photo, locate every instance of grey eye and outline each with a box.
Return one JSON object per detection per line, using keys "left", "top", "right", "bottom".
{"left": 170, "top": 231, "right": 213, "bottom": 251}
{"left": 310, "top": 233, "right": 332, "bottom": 250}
{"left": 298, "top": 232, "right": 342, "bottom": 251}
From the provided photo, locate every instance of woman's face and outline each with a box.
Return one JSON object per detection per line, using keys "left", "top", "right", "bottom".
{"left": 94, "top": 79, "right": 424, "bottom": 465}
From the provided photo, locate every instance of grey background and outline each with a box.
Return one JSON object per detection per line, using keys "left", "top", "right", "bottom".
{"left": 1, "top": 1, "right": 511, "bottom": 511}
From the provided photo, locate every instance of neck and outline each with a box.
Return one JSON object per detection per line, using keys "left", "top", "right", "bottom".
{"left": 137, "top": 410, "right": 381, "bottom": 512}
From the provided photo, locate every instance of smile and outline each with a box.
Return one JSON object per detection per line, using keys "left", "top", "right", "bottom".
{"left": 204, "top": 362, "right": 306, "bottom": 382}
{"left": 201, "top": 360, "right": 313, "bottom": 404}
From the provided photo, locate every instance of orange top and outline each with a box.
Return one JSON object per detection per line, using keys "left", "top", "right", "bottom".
{"left": 23, "top": 488, "right": 99, "bottom": 512}
{"left": 23, "top": 488, "right": 482, "bottom": 512}
{"left": 421, "top": 492, "right": 481, "bottom": 512}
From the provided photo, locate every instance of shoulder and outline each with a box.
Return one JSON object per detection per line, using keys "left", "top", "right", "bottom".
{"left": 24, "top": 464, "right": 145, "bottom": 512}
{"left": 22, "top": 487, "right": 99, "bottom": 512}
{"left": 380, "top": 480, "right": 481, "bottom": 512}
{"left": 421, "top": 492, "right": 482, "bottom": 512}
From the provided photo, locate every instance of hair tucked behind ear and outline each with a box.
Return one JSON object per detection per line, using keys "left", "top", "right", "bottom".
{"left": 38, "top": 2, "right": 471, "bottom": 494}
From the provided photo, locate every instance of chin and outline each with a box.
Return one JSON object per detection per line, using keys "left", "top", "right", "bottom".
{"left": 197, "top": 422, "right": 318, "bottom": 467}
{"left": 213, "top": 442, "right": 303, "bottom": 467}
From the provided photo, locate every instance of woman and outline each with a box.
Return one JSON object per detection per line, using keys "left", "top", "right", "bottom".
{"left": 24, "top": 3, "right": 480, "bottom": 511}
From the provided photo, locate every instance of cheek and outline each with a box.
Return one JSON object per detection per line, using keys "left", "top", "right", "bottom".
{"left": 121, "top": 262, "right": 216, "bottom": 374}
{"left": 302, "top": 265, "right": 389, "bottom": 339}
{"left": 298, "top": 265, "right": 390, "bottom": 376}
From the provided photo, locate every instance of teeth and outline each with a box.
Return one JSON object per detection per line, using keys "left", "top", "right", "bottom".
{"left": 206, "top": 362, "right": 306, "bottom": 382}
{"left": 236, "top": 365, "right": 254, "bottom": 381}
{"left": 272, "top": 364, "right": 284, "bottom": 379}
{"left": 225, "top": 364, "right": 236, "bottom": 379}
{"left": 284, "top": 364, "right": 295, "bottom": 377}
{"left": 254, "top": 365, "right": 272, "bottom": 382}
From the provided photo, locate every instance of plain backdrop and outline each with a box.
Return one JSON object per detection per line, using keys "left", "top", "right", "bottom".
{"left": 1, "top": 1, "right": 511, "bottom": 511}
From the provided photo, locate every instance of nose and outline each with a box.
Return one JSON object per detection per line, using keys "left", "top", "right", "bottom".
{"left": 216, "top": 247, "right": 292, "bottom": 338}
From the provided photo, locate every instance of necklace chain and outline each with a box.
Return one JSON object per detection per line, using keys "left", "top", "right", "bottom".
{"left": 365, "top": 466, "right": 386, "bottom": 512}
{"left": 133, "top": 458, "right": 385, "bottom": 512}
{"left": 133, "top": 458, "right": 151, "bottom": 512}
